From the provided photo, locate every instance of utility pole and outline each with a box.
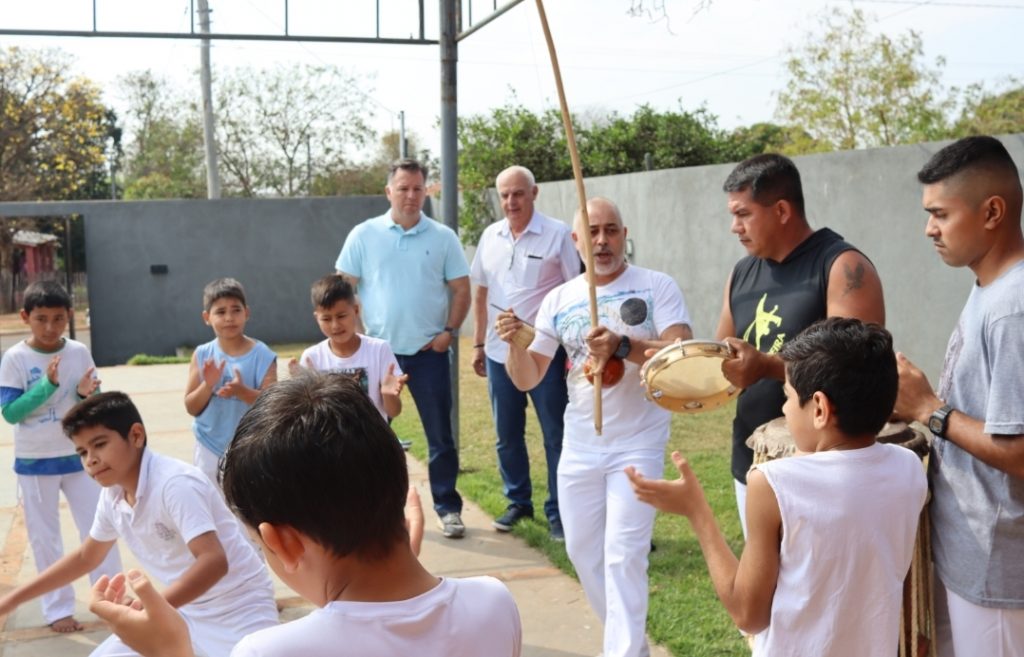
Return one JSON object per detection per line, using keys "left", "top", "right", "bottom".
{"left": 440, "top": 0, "right": 459, "bottom": 449}
{"left": 399, "top": 110, "right": 408, "bottom": 158}
{"left": 197, "top": 0, "right": 221, "bottom": 199}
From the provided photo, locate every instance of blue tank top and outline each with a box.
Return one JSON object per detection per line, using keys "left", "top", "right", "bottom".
{"left": 192, "top": 339, "right": 276, "bottom": 457}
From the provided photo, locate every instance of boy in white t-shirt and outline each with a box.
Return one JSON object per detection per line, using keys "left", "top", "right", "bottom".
{"left": 292, "top": 274, "right": 407, "bottom": 420}
{"left": 628, "top": 318, "right": 928, "bottom": 657}
{"left": 0, "top": 280, "right": 122, "bottom": 633}
{"left": 88, "top": 371, "right": 523, "bottom": 657}
{"left": 0, "top": 391, "right": 278, "bottom": 656}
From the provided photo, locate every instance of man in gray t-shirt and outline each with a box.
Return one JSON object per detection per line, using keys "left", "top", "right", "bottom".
{"left": 895, "top": 136, "right": 1024, "bottom": 657}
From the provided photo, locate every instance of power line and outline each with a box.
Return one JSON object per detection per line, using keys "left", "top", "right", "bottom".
{"left": 233, "top": 0, "right": 401, "bottom": 117}
{"left": 851, "top": 0, "right": 1024, "bottom": 9}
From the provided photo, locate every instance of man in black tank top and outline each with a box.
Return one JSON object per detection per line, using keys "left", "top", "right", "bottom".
{"left": 714, "top": 154, "right": 886, "bottom": 534}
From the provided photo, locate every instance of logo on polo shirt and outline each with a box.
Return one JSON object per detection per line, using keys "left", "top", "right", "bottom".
{"left": 153, "top": 522, "right": 177, "bottom": 541}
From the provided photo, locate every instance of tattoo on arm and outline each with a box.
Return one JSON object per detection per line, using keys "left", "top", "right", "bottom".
{"left": 843, "top": 262, "right": 865, "bottom": 296}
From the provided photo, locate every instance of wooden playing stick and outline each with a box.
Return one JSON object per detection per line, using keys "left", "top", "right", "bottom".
{"left": 533, "top": 0, "right": 603, "bottom": 435}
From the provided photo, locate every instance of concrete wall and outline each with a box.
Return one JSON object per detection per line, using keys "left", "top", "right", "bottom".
{"left": 83, "top": 196, "right": 423, "bottom": 366}
{"left": 529, "top": 134, "right": 1024, "bottom": 381}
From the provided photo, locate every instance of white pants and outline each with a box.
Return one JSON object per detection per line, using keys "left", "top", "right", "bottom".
{"left": 734, "top": 479, "right": 748, "bottom": 539}
{"left": 935, "top": 583, "right": 1024, "bottom": 657}
{"left": 558, "top": 444, "right": 662, "bottom": 657}
{"left": 18, "top": 471, "right": 123, "bottom": 624}
{"left": 91, "top": 583, "right": 279, "bottom": 657}
{"left": 193, "top": 442, "right": 221, "bottom": 487}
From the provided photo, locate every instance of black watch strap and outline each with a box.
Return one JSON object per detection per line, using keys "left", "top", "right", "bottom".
{"left": 613, "top": 334, "right": 631, "bottom": 360}
{"left": 928, "top": 404, "right": 954, "bottom": 438}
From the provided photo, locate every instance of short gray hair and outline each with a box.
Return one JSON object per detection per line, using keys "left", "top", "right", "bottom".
{"left": 496, "top": 165, "right": 536, "bottom": 188}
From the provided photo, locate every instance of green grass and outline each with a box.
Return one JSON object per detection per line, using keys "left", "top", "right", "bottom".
{"left": 392, "top": 338, "right": 748, "bottom": 657}
{"left": 126, "top": 354, "right": 191, "bottom": 365}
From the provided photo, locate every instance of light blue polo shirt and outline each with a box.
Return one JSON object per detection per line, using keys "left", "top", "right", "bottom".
{"left": 336, "top": 212, "right": 469, "bottom": 356}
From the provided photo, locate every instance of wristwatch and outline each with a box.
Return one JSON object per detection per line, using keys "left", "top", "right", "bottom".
{"left": 444, "top": 326, "right": 458, "bottom": 337}
{"left": 928, "top": 404, "right": 954, "bottom": 438}
{"left": 613, "top": 334, "right": 632, "bottom": 360}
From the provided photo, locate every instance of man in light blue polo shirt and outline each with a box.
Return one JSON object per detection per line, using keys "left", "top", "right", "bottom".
{"left": 336, "top": 158, "right": 471, "bottom": 539}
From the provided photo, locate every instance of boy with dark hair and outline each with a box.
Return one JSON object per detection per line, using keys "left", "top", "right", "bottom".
{"left": 0, "top": 280, "right": 122, "bottom": 633}
{"left": 90, "top": 372, "right": 522, "bottom": 657}
{"left": 895, "top": 135, "right": 1024, "bottom": 656}
{"left": 184, "top": 277, "right": 276, "bottom": 484}
{"left": 292, "top": 274, "right": 407, "bottom": 420}
{"left": 629, "top": 318, "right": 927, "bottom": 657}
{"left": 0, "top": 391, "right": 278, "bottom": 656}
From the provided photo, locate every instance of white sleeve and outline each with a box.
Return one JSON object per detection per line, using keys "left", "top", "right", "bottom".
{"left": 161, "top": 475, "right": 219, "bottom": 544}
{"left": 530, "top": 290, "right": 561, "bottom": 359}
{"left": 653, "top": 272, "right": 690, "bottom": 335}
{"left": 380, "top": 342, "right": 402, "bottom": 378}
{"left": 300, "top": 345, "right": 319, "bottom": 371}
{"left": 89, "top": 492, "right": 118, "bottom": 542}
{"left": 469, "top": 233, "right": 487, "bottom": 287}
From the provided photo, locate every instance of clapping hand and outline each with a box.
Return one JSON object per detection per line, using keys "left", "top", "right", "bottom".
{"left": 216, "top": 367, "right": 244, "bottom": 399}
{"left": 76, "top": 367, "right": 101, "bottom": 397}
{"left": 381, "top": 363, "right": 409, "bottom": 397}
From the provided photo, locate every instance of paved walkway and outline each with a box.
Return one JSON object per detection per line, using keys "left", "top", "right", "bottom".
{"left": 0, "top": 362, "right": 670, "bottom": 657}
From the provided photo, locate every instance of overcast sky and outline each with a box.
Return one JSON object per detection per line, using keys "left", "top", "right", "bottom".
{"left": 2, "top": 0, "right": 1021, "bottom": 158}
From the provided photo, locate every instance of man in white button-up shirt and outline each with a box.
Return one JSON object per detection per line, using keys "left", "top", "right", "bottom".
{"left": 470, "top": 166, "right": 580, "bottom": 540}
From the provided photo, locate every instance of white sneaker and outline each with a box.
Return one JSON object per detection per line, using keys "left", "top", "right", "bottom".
{"left": 437, "top": 512, "right": 465, "bottom": 539}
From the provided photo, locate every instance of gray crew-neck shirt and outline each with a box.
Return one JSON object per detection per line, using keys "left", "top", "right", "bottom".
{"left": 931, "top": 258, "right": 1024, "bottom": 608}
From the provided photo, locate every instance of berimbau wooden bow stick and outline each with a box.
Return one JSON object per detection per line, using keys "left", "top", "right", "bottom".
{"left": 533, "top": 0, "right": 603, "bottom": 435}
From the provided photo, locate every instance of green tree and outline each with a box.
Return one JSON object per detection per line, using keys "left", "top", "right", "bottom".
{"left": 723, "top": 122, "right": 831, "bottom": 159}
{"left": 118, "top": 70, "right": 206, "bottom": 200}
{"left": 776, "top": 7, "right": 952, "bottom": 151}
{"left": 0, "top": 47, "right": 111, "bottom": 201}
{"left": 0, "top": 47, "right": 114, "bottom": 275}
{"left": 215, "top": 63, "right": 374, "bottom": 197}
{"left": 457, "top": 102, "right": 571, "bottom": 244}
{"left": 457, "top": 101, "right": 746, "bottom": 243}
{"left": 580, "top": 104, "right": 726, "bottom": 175}
{"left": 955, "top": 79, "right": 1024, "bottom": 137}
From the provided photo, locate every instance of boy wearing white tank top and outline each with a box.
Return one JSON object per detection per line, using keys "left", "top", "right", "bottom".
{"left": 628, "top": 318, "right": 927, "bottom": 657}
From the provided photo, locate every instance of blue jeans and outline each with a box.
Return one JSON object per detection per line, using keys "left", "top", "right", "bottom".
{"left": 486, "top": 347, "right": 567, "bottom": 524}
{"left": 396, "top": 349, "right": 462, "bottom": 516}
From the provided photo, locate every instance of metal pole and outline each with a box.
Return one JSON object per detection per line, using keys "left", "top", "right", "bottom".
{"left": 306, "top": 134, "right": 312, "bottom": 195}
{"left": 198, "top": 0, "right": 221, "bottom": 199}
{"left": 456, "top": 0, "right": 525, "bottom": 42}
{"left": 65, "top": 215, "right": 75, "bottom": 341}
{"left": 440, "top": 0, "right": 460, "bottom": 449}
{"left": 399, "top": 110, "right": 407, "bottom": 158}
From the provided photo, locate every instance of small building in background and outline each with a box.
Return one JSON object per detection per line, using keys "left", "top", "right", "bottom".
{"left": 12, "top": 229, "right": 59, "bottom": 275}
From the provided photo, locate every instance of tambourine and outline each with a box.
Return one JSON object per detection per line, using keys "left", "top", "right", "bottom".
{"left": 639, "top": 340, "right": 740, "bottom": 413}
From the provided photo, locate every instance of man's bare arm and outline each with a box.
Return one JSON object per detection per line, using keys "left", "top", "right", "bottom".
{"left": 826, "top": 250, "right": 885, "bottom": 325}
{"left": 446, "top": 276, "right": 471, "bottom": 329}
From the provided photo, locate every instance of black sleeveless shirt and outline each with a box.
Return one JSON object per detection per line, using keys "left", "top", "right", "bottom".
{"left": 728, "top": 228, "right": 857, "bottom": 483}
